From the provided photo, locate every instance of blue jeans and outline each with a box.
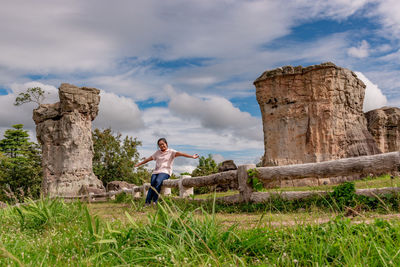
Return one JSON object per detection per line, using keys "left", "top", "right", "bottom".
{"left": 145, "top": 173, "right": 170, "bottom": 204}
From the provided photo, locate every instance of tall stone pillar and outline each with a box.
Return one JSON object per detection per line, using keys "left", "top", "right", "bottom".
{"left": 365, "top": 107, "right": 400, "bottom": 153}
{"left": 33, "top": 83, "right": 105, "bottom": 197}
{"left": 254, "top": 62, "right": 380, "bottom": 167}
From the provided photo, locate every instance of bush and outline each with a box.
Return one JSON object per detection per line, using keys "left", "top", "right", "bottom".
{"left": 329, "top": 182, "right": 356, "bottom": 210}
{"left": 10, "top": 198, "right": 75, "bottom": 230}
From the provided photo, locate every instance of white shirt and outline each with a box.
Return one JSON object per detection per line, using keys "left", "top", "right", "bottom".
{"left": 151, "top": 148, "right": 177, "bottom": 175}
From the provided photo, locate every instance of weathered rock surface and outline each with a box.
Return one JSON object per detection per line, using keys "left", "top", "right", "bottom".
{"left": 365, "top": 107, "right": 400, "bottom": 153}
{"left": 33, "top": 83, "right": 105, "bottom": 197}
{"left": 78, "top": 185, "right": 105, "bottom": 196}
{"left": 218, "top": 160, "right": 237, "bottom": 172}
{"left": 215, "top": 160, "right": 238, "bottom": 191}
{"left": 254, "top": 62, "right": 381, "bottom": 168}
{"left": 106, "top": 181, "right": 136, "bottom": 192}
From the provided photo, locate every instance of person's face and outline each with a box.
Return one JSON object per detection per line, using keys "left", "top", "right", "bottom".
{"left": 158, "top": 140, "right": 168, "bottom": 151}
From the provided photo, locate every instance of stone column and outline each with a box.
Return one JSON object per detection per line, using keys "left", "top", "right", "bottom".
{"left": 33, "top": 83, "right": 105, "bottom": 197}
{"left": 254, "top": 62, "right": 380, "bottom": 167}
{"left": 365, "top": 107, "right": 400, "bottom": 153}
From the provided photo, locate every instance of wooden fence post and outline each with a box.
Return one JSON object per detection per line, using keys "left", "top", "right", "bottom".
{"left": 179, "top": 175, "right": 193, "bottom": 198}
{"left": 132, "top": 186, "right": 141, "bottom": 198}
{"left": 237, "top": 164, "right": 256, "bottom": 202}
{"left": 161, "top": 186, "right": 171, "bottom": 196}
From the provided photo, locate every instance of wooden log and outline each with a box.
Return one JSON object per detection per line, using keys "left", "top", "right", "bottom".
{"left": 251, "top": 191, "right": 328, "bottom": 202}
{"left": 249, "top": 187, "right": 400, "bottom": 202}
{"left": 163, "top": 179, "right": 180, "bottom": 188}
{"left": 122, "top": 188, "right": 132, "bottom": 193}
{"left": 181, "top": 170, "right": 237, "bottom": 187}
{"left": 165, "top": 195, "right": 240, "bottom": 203}
{"left": 216, "top": 194, "right": 241, "bottom": 204}
{"left": 257, "top": 151, "right": 400, "bottom": 182}
{"left": 356, "top": 187, "right": 400, "bottom": 197}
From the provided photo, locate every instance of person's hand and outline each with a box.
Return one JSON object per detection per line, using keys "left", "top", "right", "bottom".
{"left": 192, "top": 154, "right": 199, "bottom": 159}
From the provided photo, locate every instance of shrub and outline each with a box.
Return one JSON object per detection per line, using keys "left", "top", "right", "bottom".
{"left": 329, "top": 182, "right": 356, "bottom": 210}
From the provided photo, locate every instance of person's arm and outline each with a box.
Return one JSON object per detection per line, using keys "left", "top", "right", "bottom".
{"left": 134, "top": 156, "right": 153, "bottom": 167}
{"left": 175, "top": 152, "right": 199, "bottom": 159}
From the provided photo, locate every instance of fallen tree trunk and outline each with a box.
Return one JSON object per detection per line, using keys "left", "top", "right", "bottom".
{"left": 249, "top": 187, "right": 400, "bottom": 203}
{"left": 251, "top": 191, "right": 328, "bottom": 202}
{"left": 162, "top": 179, "right": 180, "bottom": 188}
{"left": 257, "top": 151, "right": 400, "bottom": 182}
{"left": 181, "top": 170, "right": 237, "bottom": 187}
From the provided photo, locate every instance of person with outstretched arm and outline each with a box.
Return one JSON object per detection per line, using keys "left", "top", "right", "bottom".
{"left": 134, "top": 138, "right": 199, "bottom": 206}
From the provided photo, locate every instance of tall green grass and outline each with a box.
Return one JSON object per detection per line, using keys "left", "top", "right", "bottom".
{"left": 1, "top": 196, "right": 400, "bottom": 266}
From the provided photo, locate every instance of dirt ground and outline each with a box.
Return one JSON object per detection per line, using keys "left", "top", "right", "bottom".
{"left": 88, "top": 202, "right": 400, "bottom": 229}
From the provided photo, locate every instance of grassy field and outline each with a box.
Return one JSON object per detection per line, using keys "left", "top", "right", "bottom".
{"left": 1, "top": 176, "right": 400, "bottom": 266}
{"left": 1, "top": 192, "right": 400, "bottom": 266}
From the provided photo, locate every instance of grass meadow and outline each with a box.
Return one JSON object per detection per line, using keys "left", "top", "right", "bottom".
{"left": 1, "top": 185, "right": 400, "bottom": 266}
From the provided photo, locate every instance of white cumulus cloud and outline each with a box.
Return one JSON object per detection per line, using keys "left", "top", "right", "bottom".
{"left": 374, "top": 0, "right": 400, "bottom": 38}
{"left": 166, "top": 86, "right": 262, "bottom": 141}
{"left": 129, "top": 105, "right": 264, "bottom": 173}
{"left": 0, "top": 82, "right": 59, "bottom": 131}
{"left": 348, "top": 40, "right": 370, "bottom": 58}
{"left": 0, "top": 82, "right": 145, "bottom": 138}
{"left": 355, "top": 72, "right": 387, "bottom": 112}
{"left": 94, "top": 91, "right": 145, "bottom": 131}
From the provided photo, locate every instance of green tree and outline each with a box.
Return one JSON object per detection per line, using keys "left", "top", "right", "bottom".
{"left": 0, "top": 124, "right": 32, "bottom": 158}
{"left": 0, "top": 124, "right": 42, "bottom": 202}
{"left": 92, "top": 128, "right": 148, "bottom": 185}
{"left": 0, "top": 152, "right": 5, "bottom": 182}
{"left": 14, "top": 87, "right": 48, "bottom": 107}
{"left": 191, "top": 154, "right": 219, "bottom": 177}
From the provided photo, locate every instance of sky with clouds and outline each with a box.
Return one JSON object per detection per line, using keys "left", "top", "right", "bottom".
{"left": 0, "top": 0, "right": 399, "bottom": 174}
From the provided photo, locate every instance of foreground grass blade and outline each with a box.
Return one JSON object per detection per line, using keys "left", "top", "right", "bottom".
{"left": 0, "top": 244, "right": 24, "bottom": 267}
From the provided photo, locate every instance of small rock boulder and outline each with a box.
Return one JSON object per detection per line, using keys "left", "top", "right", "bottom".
{"left": 218, "top": 160, "right": 237, "bottom": 172}
{"left": 216, "top": 160, "right": 238, "bottom": 191}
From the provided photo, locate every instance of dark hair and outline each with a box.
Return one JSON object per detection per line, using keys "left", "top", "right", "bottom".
{"left": 157, "top": 138, "right": 168, "bottom": 146}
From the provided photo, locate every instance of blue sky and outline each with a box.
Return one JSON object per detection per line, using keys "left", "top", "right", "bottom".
{"left": 0, "top": 0, "right": 399, "bottom": 173}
